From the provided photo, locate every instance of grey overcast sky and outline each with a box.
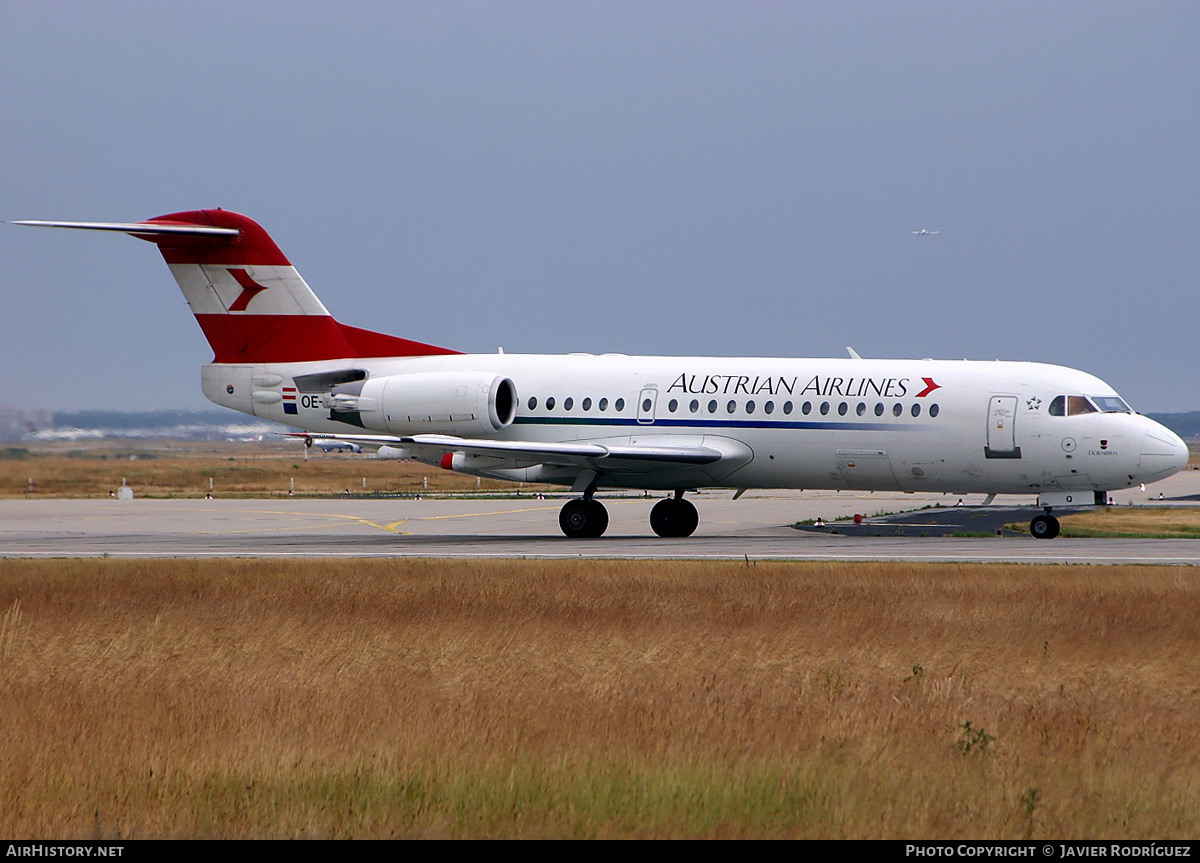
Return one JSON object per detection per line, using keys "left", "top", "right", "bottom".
{"left": 2, "top": 1, "right": 1198, "bottom": 412}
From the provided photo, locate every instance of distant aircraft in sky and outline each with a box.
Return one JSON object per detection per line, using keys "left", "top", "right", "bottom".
{"left": 911, "top": 229, "right": 940, "bottom": 235}
{"left": 13, "top": 210, "right": 1188, "bottom": 540}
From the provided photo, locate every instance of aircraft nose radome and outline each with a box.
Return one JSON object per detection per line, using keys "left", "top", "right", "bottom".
{"left": 1140, "top": 426, "right": 1189, "bottom": 478}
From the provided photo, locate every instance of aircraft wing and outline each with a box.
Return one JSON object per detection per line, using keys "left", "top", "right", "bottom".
{"left": 292, "top": 432, "right": 733, "bottom": 471}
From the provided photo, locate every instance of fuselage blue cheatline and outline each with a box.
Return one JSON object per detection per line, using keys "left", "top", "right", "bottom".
{"left": 12, "top": 209, "right": 1187, "bottom": 539}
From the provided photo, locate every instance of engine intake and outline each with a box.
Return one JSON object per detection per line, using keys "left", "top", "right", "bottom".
{"left": 334, "top": 371, "right": 517, "bottom": 436}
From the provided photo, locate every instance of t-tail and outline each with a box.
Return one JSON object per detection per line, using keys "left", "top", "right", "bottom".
{"left": 13, "top": 209, "right": 457, "bottom": 363}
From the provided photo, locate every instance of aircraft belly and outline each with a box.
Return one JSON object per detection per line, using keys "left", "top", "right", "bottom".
{"left": 600, "top": 467, "right": 727, "bottom": 491}
{"left": 1052, "top": 473, "right": 1095, "bottom": 491}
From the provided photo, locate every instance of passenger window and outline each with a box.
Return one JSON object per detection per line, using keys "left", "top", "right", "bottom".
{"left": 564, "top": 397, "right": 574, "bottom": 411}
{"left": 799, "top": 401, "right": 809, "bottom": 415}
{"left": 911, "top": 403, "right": 921, "bottom": 417}
{"left": 784, "top": 401, "right": 794, "bottom": 415}
{"left": 582, "top": 397, "right": 592, "bottom": 411}
{"left": 726, "top": 400, "right": 736, "bottom": 414}
{"left": 820, "top": 402, "right": 830, "bottom": 416}
{"left": 528, "top": 396, "right": 538, "bottom": 410}
{"left": 690, "top": 399, "right": 699, "bottom": 413}
{"left": 893, "top": 403, "right": 903, "bottom": 417}
{"left": 708, "top": 400, "right": 718, "bottom": 413}
{"left": 599, "top": 398, "right": 609, "bottom": 411}
{"left": 929, "top": 404, "right": 940, "bottom": 418}
{"left": 837, "top": 402, "right": 848, "bottom": 416}
{"left": 642, "top": 398, "right": 653, "bottom": 412}
{"left": 546, "top": 397, "right": 556, "bottom": 410}
{"left": 875, "top": 403, "right": 884, "bottom": 417}
{"left": 668, "top": 398, "right": 677, "bottom": 412}
{"left": 856, "top": 402, "right": 866, "bottom": 416}
{"left": 764, "top": 401, "right": 774, "bottom": 415}
{"left": 746, "top": 400, "right": 755, "bottom": 414}
{"left": 615, "top": 398, "right": 625, "bottom": 411}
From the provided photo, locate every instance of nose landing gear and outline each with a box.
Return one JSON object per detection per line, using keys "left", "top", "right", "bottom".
{"left": 1030, "top": 511, "right": 1060, "bottom": 539}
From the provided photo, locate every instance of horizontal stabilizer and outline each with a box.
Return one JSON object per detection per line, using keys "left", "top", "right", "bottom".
{"left": 10, "top": 219, "right": 240, "bottom": 237}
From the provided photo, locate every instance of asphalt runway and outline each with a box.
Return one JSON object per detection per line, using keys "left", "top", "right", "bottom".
{"left": 3, "top": 470, "right": 1200, "bottom": 563}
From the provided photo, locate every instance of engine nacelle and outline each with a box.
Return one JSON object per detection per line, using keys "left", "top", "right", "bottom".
{"left": 333, "top": 371, "right": 517, "bottom": 436}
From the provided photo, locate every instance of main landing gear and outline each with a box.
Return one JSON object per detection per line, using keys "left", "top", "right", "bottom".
{"left": 556, "top": 490, "right": 699, "bottom": 538}
{"left": 559, "top": 475, "right": 609, "bottom": 538}
{"left": 650, "top": 491, "right": 699, "bottom": 538}
{"left": 558, "top": 497, "right": 609, "bottom": 538}
{"left": 1030, "top": 510, "right": 1060, "bottom": 540}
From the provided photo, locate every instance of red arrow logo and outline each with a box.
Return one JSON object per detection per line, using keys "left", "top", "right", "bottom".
{"left": 915, "top": 377, "right": 941, "bottom": 398}
{"left": 227, "top": 268, "right": 269, "bottom": 311}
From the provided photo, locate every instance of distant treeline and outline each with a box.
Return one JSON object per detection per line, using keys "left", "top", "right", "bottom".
{"left": 1146, "top": 413, "right": 1200, "bottom": 439}
{"left": 52, "top": 410, "right": 242, "bottom": 429}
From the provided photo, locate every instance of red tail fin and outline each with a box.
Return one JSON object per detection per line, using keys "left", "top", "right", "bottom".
{"left": 15, "top": 210, "right": 458, "bottom": 363}
{"left": 141, "top": 210, "right": 459, "bottom": 363}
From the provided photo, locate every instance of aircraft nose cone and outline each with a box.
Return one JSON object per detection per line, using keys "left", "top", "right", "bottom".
{"left": 1140, "top": 426, "right": 1189, "bottom": 477}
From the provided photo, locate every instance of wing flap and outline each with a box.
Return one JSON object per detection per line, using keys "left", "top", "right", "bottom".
{"left": 294, "top": 432, "right": 727, "bottom": 470}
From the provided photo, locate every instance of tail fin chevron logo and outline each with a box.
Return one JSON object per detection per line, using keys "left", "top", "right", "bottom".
{"left": 227, "top": 268, "right": 270, "bottom": 311}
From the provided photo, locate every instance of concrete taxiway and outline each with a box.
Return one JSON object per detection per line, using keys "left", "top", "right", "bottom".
{"left": 2, "top": 470, "right": 1199, "bottom": 563}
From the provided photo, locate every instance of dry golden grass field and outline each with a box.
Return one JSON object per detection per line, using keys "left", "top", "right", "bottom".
{"left": 1, "top": 558, "right": 1198, "bottom": 839}
{"left": 0, "top": 440, "right": 535, "bottom": 498}
{"left": 1056, "top": 508, "right": 1200, "bottom": 539}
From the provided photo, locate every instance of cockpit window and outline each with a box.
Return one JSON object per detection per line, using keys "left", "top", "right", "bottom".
{"left": 1067, "top": 396, "right": 1097, "bottom": 415}
{"left": 1050, "top": 395, "right": 1128, "bottom": 416}
{"left": 1091, "top": 396, "right": 1132, "bottom": 413}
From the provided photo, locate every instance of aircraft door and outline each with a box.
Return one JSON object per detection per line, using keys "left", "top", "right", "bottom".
{"left": 836, "top": 450, "right": 903, "bottom": 491}
{"left": 985, "top": 395, "right": 1022, "bottom": 459}
{"left": 637, "top": 387, "right": 658, "bottom": 425}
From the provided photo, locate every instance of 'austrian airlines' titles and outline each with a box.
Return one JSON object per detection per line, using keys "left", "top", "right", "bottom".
{"left": 667, "top": 373, "right": 936, "bottom": 399}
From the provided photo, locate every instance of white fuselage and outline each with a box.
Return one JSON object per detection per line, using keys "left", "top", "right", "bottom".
{"left": 203, "top": 353, "right": 1187, "bottom": 496}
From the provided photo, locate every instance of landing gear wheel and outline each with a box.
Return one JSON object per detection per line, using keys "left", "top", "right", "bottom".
{"left": 1030, "top": 514, "right": 1060, "bottom": 539}
{"left": 650, "top": 498, "right": 699, "bottom": 538}
{"left": 559, "top": 498, "right": 609, "bottom": 538}
{"left": 584, "top": 499, "right": 609, "bottom": 537}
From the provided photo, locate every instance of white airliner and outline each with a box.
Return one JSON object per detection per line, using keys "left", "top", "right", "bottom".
{"left": 14, "top": 210, "right": 1188, "bottom": 539}
{"left": 911, "top": 229, "right": 940, "bottom": 235}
